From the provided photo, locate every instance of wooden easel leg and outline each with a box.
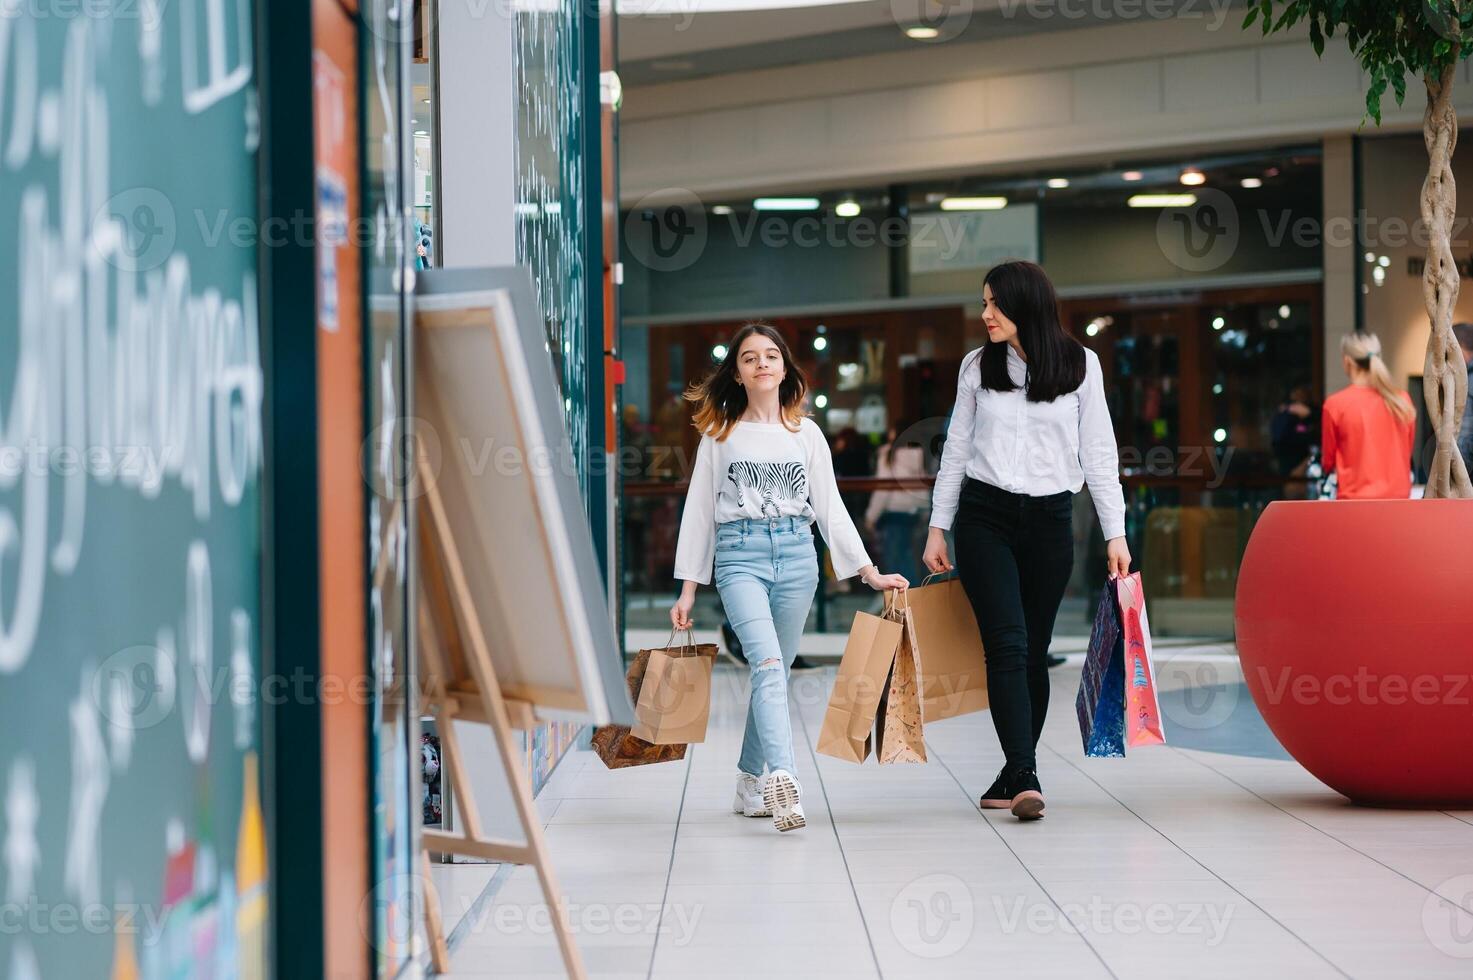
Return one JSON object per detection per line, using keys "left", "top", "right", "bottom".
{"left": 422, "top": 851, "right": 452, "bottom": 974}
{"left": 477, "top": 682, "right": 588, "bottom": 980}
{"left": 417, "top": 450, "right": 589, "bottom": 980}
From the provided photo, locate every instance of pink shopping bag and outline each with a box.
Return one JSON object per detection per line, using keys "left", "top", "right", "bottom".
{"left": 1115, "top": 572, "right": 1166, "bottom": 748}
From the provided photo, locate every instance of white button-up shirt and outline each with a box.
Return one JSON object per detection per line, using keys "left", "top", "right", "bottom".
{"left": 930, "top": 344, "right": 1126, "bottom": 540}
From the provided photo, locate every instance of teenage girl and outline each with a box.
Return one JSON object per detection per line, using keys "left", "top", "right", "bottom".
{"left": 672, "top": 323, "right": 909, "bottom": 832}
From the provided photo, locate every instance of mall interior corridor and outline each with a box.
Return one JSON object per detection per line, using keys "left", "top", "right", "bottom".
{"left": 429, "top": 646, "right": 1473, "bottom": 978}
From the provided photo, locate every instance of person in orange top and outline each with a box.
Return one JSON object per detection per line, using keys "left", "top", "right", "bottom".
{"left": 1321, "top": 331, "right": 1416, "bottom": 499}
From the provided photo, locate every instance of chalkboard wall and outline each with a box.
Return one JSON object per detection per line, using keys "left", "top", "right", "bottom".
{"left": 0, "top": 5, "right": 268, "bottom": 977}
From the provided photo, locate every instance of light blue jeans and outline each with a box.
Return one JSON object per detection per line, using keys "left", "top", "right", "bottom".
{"left": 714, "top": 517, "right": 818, "bottom": 779}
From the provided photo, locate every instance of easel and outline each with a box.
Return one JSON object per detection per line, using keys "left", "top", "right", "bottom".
{"left": 415, "top": 448, "right": 587, "bottom": 979}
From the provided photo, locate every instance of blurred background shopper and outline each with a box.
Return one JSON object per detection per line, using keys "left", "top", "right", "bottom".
{"left": 923, "top": 261, "right": 1129, "bottom": 822}
{"left": 1322, "top": 331, "right": 1416, "bottom": 500}
{"left": 671, "top": 323, "right": 907, "bottom": 833}
{"left": 865, "top": 419, "right": 927, "bottom": 589}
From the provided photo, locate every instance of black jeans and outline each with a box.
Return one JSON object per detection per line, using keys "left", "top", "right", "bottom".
{"left": 953, "top": 478, "right": 1074, "bottom": 774}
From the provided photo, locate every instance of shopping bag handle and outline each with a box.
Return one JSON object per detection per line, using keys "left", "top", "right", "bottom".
{"left": 920, "top": 571, "right": 958, "bottom": 586}
{"left": 882, "top": 588, "right": 910, "bottom": 619}
{"left": 662, "top": 627, "right": 697, "bottom": 654}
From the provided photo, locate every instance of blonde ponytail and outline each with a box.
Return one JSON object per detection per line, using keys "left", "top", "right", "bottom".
{"left": 1341, "top": 331, "right": 1415, "bottom": 425}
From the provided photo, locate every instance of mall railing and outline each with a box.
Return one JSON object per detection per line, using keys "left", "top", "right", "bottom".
{"left": 623, "top": 473, "right": 1310, "bottom": 635}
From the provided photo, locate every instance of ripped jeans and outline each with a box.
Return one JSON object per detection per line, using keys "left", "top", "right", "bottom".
{"left": 714, "top": 517, "right": 818, "bottom": 779}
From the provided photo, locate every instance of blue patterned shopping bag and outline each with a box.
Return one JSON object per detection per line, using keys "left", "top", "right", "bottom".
{"left": 1076, "top": 579, "right": 1127, "bottom": 757}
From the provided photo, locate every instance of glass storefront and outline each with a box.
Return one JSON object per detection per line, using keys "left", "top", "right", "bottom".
{"left": 619, "top": 147, "right": 1327, "bottom": 637}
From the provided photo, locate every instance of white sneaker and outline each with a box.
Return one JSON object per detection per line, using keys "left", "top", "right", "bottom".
{"left": 732, "top": 773, "right": 770, "bottom": 817}
{"left": 762, "top": 770, "right": 805, "bottom": 833}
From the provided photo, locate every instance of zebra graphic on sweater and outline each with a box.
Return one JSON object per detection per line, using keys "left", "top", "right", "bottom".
{"left": 726, "top": 461, "right": 808, "bottom": 518}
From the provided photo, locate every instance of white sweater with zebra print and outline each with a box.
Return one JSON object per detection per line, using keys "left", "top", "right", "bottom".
{"left": 674, "top": 418, "right": 872, "bottom": 585}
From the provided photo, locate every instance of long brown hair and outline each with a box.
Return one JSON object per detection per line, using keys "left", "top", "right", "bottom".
{"left": 1341, "top": 331, "right": 1415, "bottom": 425}
{"left": 685, "top": 322, "right": 809, "bottom": 441}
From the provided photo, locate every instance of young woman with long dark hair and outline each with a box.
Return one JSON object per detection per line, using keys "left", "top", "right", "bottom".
{"left": 671, "top": 323, "right": 908, "bottom": 833}
{"left": 923, "top": 261, "right": 1129, "bottom": 821}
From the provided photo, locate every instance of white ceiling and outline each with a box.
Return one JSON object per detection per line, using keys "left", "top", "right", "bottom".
{"left": 616, "top": 0, "right": 1249, "bottom": 85}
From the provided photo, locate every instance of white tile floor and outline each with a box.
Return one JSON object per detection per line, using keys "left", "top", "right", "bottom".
{"left": 429, "top": 651, "right": 1473, "bottom": 979}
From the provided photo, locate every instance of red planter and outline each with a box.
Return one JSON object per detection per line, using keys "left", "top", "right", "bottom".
{"left": 1235, "top": 499, "right": 1473, "bottom": 806}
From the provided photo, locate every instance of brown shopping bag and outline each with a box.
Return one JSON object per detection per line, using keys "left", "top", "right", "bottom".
{"left": 817, "top": 607, "right": 904, "bottom": 763}
{"left": 592, "top": 649, "right": 688, "bottom": 769}
{"left": 876, "top": 596, "right": 927, "bottom": 764}
{"left": 630, "top": 630, "right": 718, "bottom": 745}
{"left": 907, "top": 574, "right": 989, "bottom": 721}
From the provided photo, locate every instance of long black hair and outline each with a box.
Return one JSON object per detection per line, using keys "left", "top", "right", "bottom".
{"left": 977, "top": 260, "right": 1085, "bottom": 403}
{"left": 685, "top": 322, "right": 810, "bottom": 440}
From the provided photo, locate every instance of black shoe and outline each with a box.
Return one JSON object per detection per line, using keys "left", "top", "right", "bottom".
{"left": 1009, "top": 768, "right": 1045, "bottom": 821}
{"left": 789, "top": 656, "right": 819, "bottom": 671}
{"left": 979, "top": 769, "right": 1012, "bottom": 810}
{"left": 718, "top": 622, "right": 746, "bottom": 667}
{"left": 1046, "top": 654, "right": 1067, "bottom": 668}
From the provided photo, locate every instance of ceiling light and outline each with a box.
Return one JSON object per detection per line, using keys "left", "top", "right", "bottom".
{"left": 1364, "top": 251, "right": 1376, "bottom": 263}
{"left": 712, "top": 344, "right": 728, "bottom": 361}
{"left": 1128, "top": 194, "right": 1197, "bottom": 208}
{"left": 712, "top": 205, "right": 734, "bottom": 215}
{"left": 1047, "top": 178, "right": 1070, "bottom": 189}
{"left": 1213, "top": 383, "right": 1224, "bottom": 394}
{"left": 836, "top": 200, "right": 861, "bottom": 218}
{"left": 1278, "top": 304, "right": 1291, "bottom": 318}
{"left": 1214, "top": 428, "right": 1228, "bottom": 443}
{"left": 1212, "top": 316, "right": 1226, "bottom": 331}
{"left": 1378, "top": 255, "right": 1391, "bottom": 268}
{"left": 1179, "top": 169, "right": 1206, "bottom": 186}
{"left": 905, "top": 26, "right": 941, "bottom": 39}
{"left": 813, "top": 336, "right": 829, "bottom": 351}
{"left": 814, "top": 394, "right": 829, "bottom": 409}
{"left": 1122, "top": 170, "right": 1144, "bottom": 181}
{"left": 1241, "top": 177, "right": 1263, "bottom": 188}
{"left": 422, "top": 99, "right": 431, "bottom": 105}
{"left": 1085, "top": 323, "right": 1100, "bottom": 337}
{"left": 753, "top": 197, "right": 820, "bottom": 211}
{"left": 940, "top": 196, "right": 1007, "bottom": 211}
{"left": 414, "top": 130, "right": 428, "bottom": 137}
{"left": 620, "top": 0, "right": 873, "bottom": 11}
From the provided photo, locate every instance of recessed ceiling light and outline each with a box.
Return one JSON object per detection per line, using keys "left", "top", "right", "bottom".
{"left": 1047, "top": 178, "right": 1070, "bottom": 189}
{"left": 422, "top": 99, "right": 431, "bottom": 105}
{"left": 813, "top": 336, "right": 829, "bottom": 351}
{"left": 939, "top": 196, "right": 1007, "bottom": 211}
{"left": 753, "top": 197, "right": 820, "bottom": 211}
{"left": 905, "top": 26, "right": 941, "bottom": 39}
{"left": 1212, "top": 316, "right": 1226, "bottom": 330}
{"left": 1241, "top": 177, "right": 1263, "bottom": 188}
{"left": 1128, "top": 193, "right": 1197, "bottom": 208}
{"left": 1122, "top": 170, "right": 1144, "bottom": 182}
{"left": 414, "top": 130, "right": 428, "bottom": 137}
{"left": 1179, "top": 169, "right": 1206, "bottom": 186}
{"left": 711, "top": 205, "right": 733, "bottom": 215}
{"left": 836, "top": 200, "right": 861, "bottom": 218}
{"left": 1278, "top": 304, "right": 1291, "bottom": 318}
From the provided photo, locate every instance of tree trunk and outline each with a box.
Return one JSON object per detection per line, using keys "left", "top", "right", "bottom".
{"left": 1420, "top": 65, "right": 1473, "bottom": 499}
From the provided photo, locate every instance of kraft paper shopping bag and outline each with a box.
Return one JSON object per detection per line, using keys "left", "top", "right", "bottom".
{"left": 875, "top": 604, "right": 927, "bottom": 764}
{"left": 593, "top": 649, "right": 693, "bottom": 769}
{"left": 630, "top": 630, "right": 718, "bottom": 745}
{"left": 906, "top": 575, "right": 989, "bottom": 721}
{"left": 818, "top": 609, "right": 904, "bottom": 763}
